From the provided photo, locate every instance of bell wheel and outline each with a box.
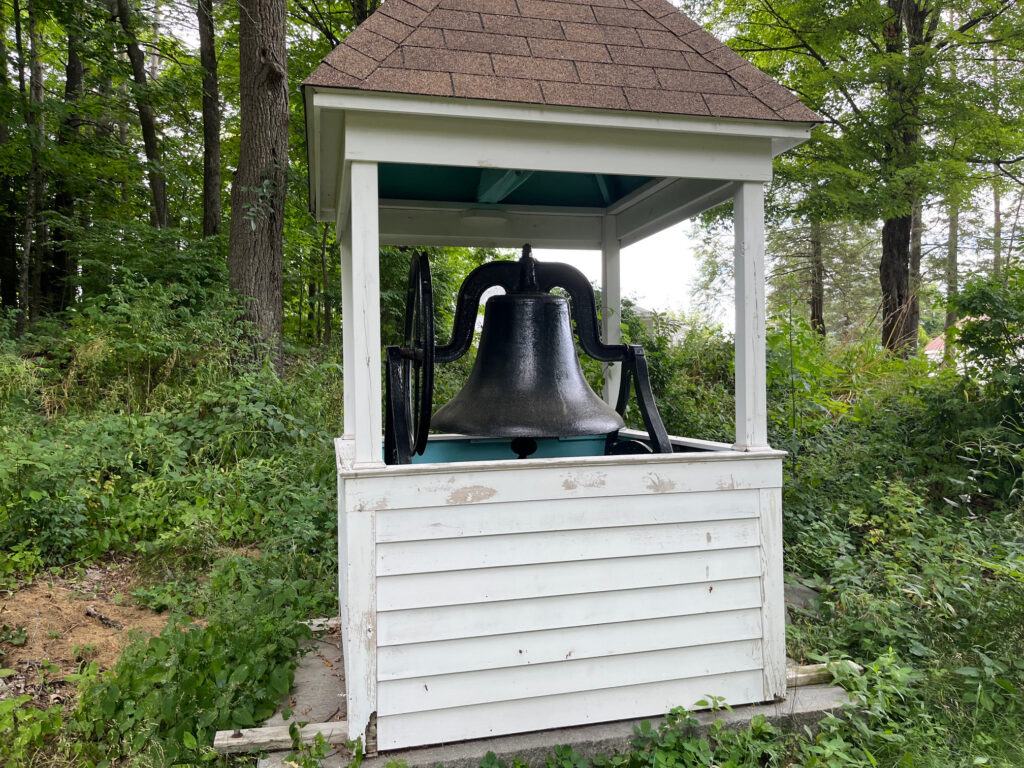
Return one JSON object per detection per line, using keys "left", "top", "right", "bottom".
{"left": 403, "top": 251, "right": 435, "bottom": 455}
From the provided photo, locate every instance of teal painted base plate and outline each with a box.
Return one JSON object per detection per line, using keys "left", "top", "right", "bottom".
{"left": 411, "top": 434, "right": 608, "bottom": 464}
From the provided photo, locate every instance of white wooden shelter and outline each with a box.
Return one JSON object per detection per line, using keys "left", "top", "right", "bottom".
{"left": 303, "top": 0, "right": 817, "bottom": 752}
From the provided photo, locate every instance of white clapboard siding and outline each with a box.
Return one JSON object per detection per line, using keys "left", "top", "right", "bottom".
{"left": 379, "top": 639, "right": 762, "bottom": 715}
{"left": 375, "top": 489, "right": 758, "bottom": 543}
{"left": 377, "top": 518, "right": 759, "bottom": 576}
{"left": 376, "top": 669, "right": 765, "bottom": 750}
{"left": 378, "top": 577, "right": 762, "bottom": 646}
{"left": 378, "top": 607, "right": 763, "bottom": 680}
{"left": 378, "top": 547, "right": 761, "bottom": 611}
{"left": 345, "top": 454, "right": 782, "bottom": 512}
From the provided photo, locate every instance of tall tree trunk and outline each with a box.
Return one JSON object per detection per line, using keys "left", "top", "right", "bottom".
{"left": 808, "top": 220, "right": 825, "bottom": 337}
{"left": 880, "top": 216, "right": 913, "bottom": 353}
{"left": 114, "top": 0, "right": 169, "bottom": 228}
{"left": 906, "top": 199, "right": 922, "bottom": 353}
{"left": 308, "top": 281, "right": 316, "bottom": 341}
{"left": 15, "top": 0, "right": 43, "bottom": 332}
{"left": 228, "top": 0, "right": 288, "bottom": 354}
{"left": 993, "top": 172, "right": 1002, "bottom": 278}
{"left": 0, "top": 9, "right": 18, "bottom": 308}
{"left": 320, "top": 224, "right": 332, "bottom": 345}
{"left": 52, "top": 28, "right": 84, "bottom": 310}
{"left": 877, "top": 0, "right": 929, "bottom": 354}
{"left": 197, "top": 0, "right": 221, "bottom": 237}
{"left": 945, "top": 203, "right": 958, "bottom": 332}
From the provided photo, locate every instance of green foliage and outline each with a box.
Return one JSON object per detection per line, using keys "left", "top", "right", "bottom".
{"left": 71, "top": 557, "right": 329, "bottom": 766}
{"left": 953, "top": 265, "right": 1024, "bottom": 417}
{"left": 0, "top": 679, "right": 64, "bottom": 768}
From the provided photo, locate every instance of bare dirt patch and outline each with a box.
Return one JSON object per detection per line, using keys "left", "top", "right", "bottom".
{"left": 0, "top": 564, "right": 168, "bottom": 708}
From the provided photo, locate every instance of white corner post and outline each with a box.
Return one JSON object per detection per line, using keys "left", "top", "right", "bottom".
{"left": 601, "top": 214, "right": 622, "bottom": 404}
{"left": 345, "top": 160, "right": 384, "bottom": 467}
{"left": 733, "top": 182, "right": 770, "bottom": 452}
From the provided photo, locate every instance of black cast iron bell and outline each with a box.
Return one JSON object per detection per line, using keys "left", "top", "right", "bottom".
{"left": 431, "top": 288, "right": 625, "bottom": 439}
{"left": 384, "top": 245, "right": 672, "bottom": 465}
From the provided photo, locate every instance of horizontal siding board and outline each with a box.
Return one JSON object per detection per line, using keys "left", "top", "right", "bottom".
{"left": 346, "top": 455, "right": 783, "bottom": 512}
{"left": 378, "top": 607, "right": 763, "bottom": 680}
{"left": 376, "top": 669, "right": 765, "bottom": 750}
{"left": 378, "top": 547, "right": 762, "bottom": 610}
{"left": 378, "top": 576, "right": 762, "bottom": 645}
{"left": 375, "top": 489, "right": 759, "bottom": 543}
{"left": 379, "top": 639, "right": 763, "bottom": 715}
{"left": 377, "top": 518, "right": 759, "bottom": 576}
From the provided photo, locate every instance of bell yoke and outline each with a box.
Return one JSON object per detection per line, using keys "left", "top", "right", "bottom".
{"left": 384, "top": 245, "right": 671, "bottom": 465}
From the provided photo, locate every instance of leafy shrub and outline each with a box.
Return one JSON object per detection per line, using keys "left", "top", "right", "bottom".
{"left": 71, "top": 556, "right": 330, "bottom": 766}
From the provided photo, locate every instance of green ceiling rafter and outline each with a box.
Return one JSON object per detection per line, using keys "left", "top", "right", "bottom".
{"left": 477, "top": 169, "right": 535, "bottom": 204}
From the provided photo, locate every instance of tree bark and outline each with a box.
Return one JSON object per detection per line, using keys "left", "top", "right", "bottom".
{"left": 197, "top": 0, "right": 221, "bottom": 237}
{"left": 945, "top": 202, "right": 958, "bottom": 332}
{"left": 0, "top": 8, "right": 18, "bottom": 308}
{"left": 228, "top": 0, "right": 288, "bottom": 355}
{"left": 114, "top": 0, "right": 169, "bottom": 228}
{"left": 808, "top": 220, "right": 825, "bottom": 337}
{"left": 880, "top": 215, "right": 913, "bottom": 354}
{"left": 51, "top": 28, "right": 85, "bottom": 310}
{"left": 877, "top": 0, "right": 928, "bottom": 354}
{"left": 993, "top": 172, "right": 1002, "bottom": 278}
{"left": 15, "top": 0, "right": 43, "bottom": 332}
{"left": 906, "top": 199, "right": 922, "bottom": 353}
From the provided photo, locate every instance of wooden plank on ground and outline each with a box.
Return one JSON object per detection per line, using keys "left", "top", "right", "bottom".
{"left": 213, "top": 722, "right": 349, "bottom": 755}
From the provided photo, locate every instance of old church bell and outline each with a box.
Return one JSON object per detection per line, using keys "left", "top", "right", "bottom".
{"left": 431, "top": 251, "right": 625, "bottom": 439}
{"left": 383, "top": 245, "right": 671, "bottom": 464}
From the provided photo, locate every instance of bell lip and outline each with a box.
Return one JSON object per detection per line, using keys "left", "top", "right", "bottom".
{"left": 430, "top": 410, "right": 625, "bottom": 439}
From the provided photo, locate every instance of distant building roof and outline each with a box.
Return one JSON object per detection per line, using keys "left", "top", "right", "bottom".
{"left": 304, "top": 0, "right": 820, "bottom": 122}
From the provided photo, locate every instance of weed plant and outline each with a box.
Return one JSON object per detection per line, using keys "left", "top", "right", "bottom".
{"left": 1, "top": 267, "right": 1023, "bottom": 766}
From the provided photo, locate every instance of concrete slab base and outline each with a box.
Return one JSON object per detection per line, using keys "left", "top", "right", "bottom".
{"left": 257, "top": 684, "right": 850, "bottom": 768}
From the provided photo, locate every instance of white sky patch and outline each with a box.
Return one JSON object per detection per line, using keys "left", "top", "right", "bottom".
{"left": 533, "top": 221, "right": 733, "bottom": 330}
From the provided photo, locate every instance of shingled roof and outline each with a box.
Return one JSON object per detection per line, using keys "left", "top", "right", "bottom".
{"left": 304, "top": 0, "right": 818, "bottom": 122}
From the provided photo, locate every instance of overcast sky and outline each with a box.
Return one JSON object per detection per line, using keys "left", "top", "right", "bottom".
{"left": 533, "top": 221, "right": 734, "bottom": 330}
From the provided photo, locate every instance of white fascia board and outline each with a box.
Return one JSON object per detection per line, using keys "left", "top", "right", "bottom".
{"left": 343, "top": 110, "right": 774, "bottom": 181}
{"left": 309, "top": 88, "right": 815, "bottom": 149}
{"left": 379, "top": 199, "right": 604, "bottom": 249}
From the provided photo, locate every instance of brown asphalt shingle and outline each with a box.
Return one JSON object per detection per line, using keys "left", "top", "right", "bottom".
{"left": 304, "top": 0, "right": 820, "bottom": 122}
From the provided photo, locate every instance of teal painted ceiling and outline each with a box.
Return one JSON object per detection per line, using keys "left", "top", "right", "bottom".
{"left": 378, "top": 163, "right": 654, "bottom": 208}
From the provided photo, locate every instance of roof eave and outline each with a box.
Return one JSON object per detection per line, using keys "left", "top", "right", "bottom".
{"left": 306, "top": 86, "right": 818, "bottom": 149}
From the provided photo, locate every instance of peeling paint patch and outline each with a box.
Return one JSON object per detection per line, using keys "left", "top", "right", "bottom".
{"left": 644, "top": 473, "right": 676, "bottom": 493}
{"left": 716, "top": 475, "right": 737, "bottom": 491}
{"left": 446, "top": 485, "right": 497, "bottom": 505}
{"left": 562, "top": 472, "right": 606, "bottom": 491}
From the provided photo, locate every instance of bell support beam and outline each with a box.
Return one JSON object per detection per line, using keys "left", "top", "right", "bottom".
{"left": 732, "top": 181, "right": 769, "bottom": 452}
{"left": 601, "top": 214, "right": 622, "bottom": 405}
{"left": 344, "top": 160, "right": 385, "bottom": 468}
